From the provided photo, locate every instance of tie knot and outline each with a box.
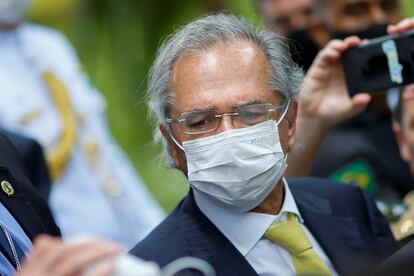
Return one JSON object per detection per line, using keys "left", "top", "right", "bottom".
{"left": 264, "top": 213, "right": 312, "bottom": 255}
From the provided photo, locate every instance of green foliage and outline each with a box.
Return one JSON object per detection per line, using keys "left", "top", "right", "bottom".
{"left": 402, "top": 0, "right": 414, "bottom": 16}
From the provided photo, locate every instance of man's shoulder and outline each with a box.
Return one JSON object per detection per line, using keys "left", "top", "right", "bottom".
{"left": 130, "top": 192, "right": 227, "bottom": 267}
{"left": 288, "top": 177, "right": 362, "bottom": 196}
{"left": 287, "top": 177, "right": 373, "bottom": 216}
{"left": 0, "top": 132, "right": 28, "bottom": 172}
{"left": 0, "top": 130, "right": 51, "bottom": 199}
{"left": 129, "top": 199, "right": 189, "bottom": 266}
{"left": 0, "top": 133, "right": 60, "bottom": 238}
{"left": 22, "top": 23, "right": 70, "bottom": 50}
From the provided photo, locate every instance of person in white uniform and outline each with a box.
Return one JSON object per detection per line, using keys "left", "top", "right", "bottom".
{"left": 0, "top": 0, "right": 164, "bottom": 248}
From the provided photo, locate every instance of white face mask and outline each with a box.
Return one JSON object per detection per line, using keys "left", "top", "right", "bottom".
{"left": 0, "top": 0, "right": 31, "bottom": 25}
{"left": 182, "top": 119, "right": 288, "bottom": 212}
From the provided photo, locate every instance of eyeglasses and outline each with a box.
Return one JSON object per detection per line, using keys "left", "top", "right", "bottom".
{"left": 165, "top": 102, "right": 288, "bottom": 135}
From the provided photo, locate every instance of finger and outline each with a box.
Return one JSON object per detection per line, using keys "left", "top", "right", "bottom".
{"left": 25, "top": 236, "right": 64, "bottom": 269}
{"left": 388, "top": 18, "right": 414, "bottom": 34}
{"left": 328, "top": 37, "right": 360, "bottom": 53}
{"left": 387, "top": 25, "right": 398, "bottom": 35}
{"left": 343, "top": 36, "right": 361, "bottom": 49}
{"left": 82, "top": 260, "right": 116, "bottom": 276}
{"left": 402, "top": 84, "right": 414, "bottom": 101}
{"left": 51, "top": 240, "right": 122, "bottom": 276}
{"left": 348, "top": 93, "right": 371, "bottom": 117}
{"left": 328, "top": 39, "right": 345, "bottom": 50}
{"left": 316, "top": 38, "right": 361, "bottom": 65}
{"left": 314, "top": 40, "right": 343, "bottom": 65}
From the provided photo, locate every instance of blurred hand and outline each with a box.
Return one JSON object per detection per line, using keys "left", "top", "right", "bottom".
{"left": 388, "top": 18, "right": 414, "bottom": 35}
{"left": 287, "top": 37, "right": 371, "bottom": 177}
{"left": 299, "top": 37, "right": 371, "bottom": 128}
{"left": 287, "top": 19, "right": 414, "bottom": 177}
{"left": 17, "top": 235, "right": 122, "bottom": 276}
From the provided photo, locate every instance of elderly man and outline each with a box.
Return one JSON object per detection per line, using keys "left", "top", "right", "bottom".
{"left": 130, "top": 14, "right": 395, "bottom": 275}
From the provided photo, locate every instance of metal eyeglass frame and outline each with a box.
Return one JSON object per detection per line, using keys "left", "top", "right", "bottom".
{"left": 165, "top": 97, "right": 292, "bottom": 151}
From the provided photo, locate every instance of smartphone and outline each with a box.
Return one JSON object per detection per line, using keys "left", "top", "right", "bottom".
{"left": 342, "top": 29, "right": 414, "bottom": 96}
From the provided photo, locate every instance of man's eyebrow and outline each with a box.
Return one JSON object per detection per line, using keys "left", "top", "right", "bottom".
{"left": 234, "top": 100, "right": 265, "bottom": 108}
{"left": 181, "top": 100, "right": 267, "bottom": 114}
{"left": 184, "top": 106, "right": 215, "bottom": 113}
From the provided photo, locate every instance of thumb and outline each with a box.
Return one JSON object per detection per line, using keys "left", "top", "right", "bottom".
{"left": 348, "top": 93, "right": 371, "bottom": 118}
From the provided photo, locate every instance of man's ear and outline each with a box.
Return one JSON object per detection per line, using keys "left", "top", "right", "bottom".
{"left": 393, "top": 122, "right": 411, "bottom": 162}
{"left": 286, "top": 101, "right": 298, "bottom": 152}
{"left": 159, "top": 124, "right": 181, "bottom": 168}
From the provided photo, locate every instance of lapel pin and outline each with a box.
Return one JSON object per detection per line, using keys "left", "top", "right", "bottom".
{"left": 1, "top": 181, "right": 15, "bottom": 197}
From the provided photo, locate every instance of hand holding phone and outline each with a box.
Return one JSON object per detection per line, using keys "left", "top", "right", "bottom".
{"left": 342, "top": 29, "right": 414, "bottom": 95}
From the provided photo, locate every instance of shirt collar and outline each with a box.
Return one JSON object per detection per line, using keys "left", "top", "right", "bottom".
{"left": 193, "top": 178, "right": 303, "bottom": 256}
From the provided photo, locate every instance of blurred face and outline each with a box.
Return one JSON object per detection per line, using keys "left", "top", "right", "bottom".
{"left": 0, "top": 0, "right": 31, "bottom": 28}
{"left": 394, "top": 85, "right": 414, "bottom": 176}
{"left": 260, "top": 0, "right": 314, "bottom": 36}
{"left": 325, "top": 0, "right": 401, "bottom": 33}
{"left": 160, "top": 40, "right": 297, "bottom": 174}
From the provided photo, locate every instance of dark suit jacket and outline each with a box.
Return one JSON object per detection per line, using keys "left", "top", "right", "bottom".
{"left": 0, "top": 133, "right": 60, "bottom": 240}
{"left": 130, "top": 178, "right": 395, "bottom": 276}
{"left": 0, "top": 129, "right": 51, "bottom": 200}
{"left": 372, "top": 239, "right": 414, "bottom": 276}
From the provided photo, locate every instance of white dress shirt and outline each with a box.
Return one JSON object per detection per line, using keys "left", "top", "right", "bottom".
{"left": 193, "top": 179, "right": 338, "bottom": 276}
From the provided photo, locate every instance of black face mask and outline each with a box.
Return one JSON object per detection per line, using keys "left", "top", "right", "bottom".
{"left": 331, "top": 23, "right": 388, "bottom": 41}
{"left": 287, "top": 29, "right": 320, "bottom": 71}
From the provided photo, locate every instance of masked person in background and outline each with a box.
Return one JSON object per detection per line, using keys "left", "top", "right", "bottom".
{"left": 287, "top": 0, "right": 413, "bottom": 221}
{"left": 258, "top": 0, "right": 320, "bottom": 71}
{"left": 129, "top": 13, "right": 395, "bottom": 275}
{"left": 0, "top": 0, "right": 164, "bottom": 247}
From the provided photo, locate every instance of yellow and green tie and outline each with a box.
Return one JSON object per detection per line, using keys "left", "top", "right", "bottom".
{"left": 264, "top": 213, "right": 332, "bottom": 276}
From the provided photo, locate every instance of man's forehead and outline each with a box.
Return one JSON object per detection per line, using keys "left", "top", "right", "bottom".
{"left": 170, "top": 40, "right": 274, "bottom": 111}
{"left": 172, "top": 40, "right": 266, "bottom": 78}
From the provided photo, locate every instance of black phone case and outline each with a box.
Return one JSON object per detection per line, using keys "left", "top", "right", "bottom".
{"left": 342, "top": 29, "right": 414, "bottom": 95}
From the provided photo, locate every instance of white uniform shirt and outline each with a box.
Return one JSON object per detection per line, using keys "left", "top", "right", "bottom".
{"left": 194, "top": 179, "right": 339, "bottom": 276}
{"left": 0, "top": 24, "right": 164, "bottom": 248}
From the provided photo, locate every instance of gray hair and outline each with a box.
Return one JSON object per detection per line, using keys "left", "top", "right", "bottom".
{"left": 147, "top": 13, "right": 303, "bottom": 165}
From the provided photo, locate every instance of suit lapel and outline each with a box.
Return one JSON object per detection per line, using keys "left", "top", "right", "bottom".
{"left": 180, "top": 192, "right": 258, "bottom": 276}
{"left": 291, "top": 186, "right": 366, "bottom": 275}
{"left": 0, "top": 166, "right": 45, "bottom": 240}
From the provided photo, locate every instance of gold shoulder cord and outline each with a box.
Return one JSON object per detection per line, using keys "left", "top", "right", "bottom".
{"left": 42, "top": 71, "right": 77, "bottom": 182}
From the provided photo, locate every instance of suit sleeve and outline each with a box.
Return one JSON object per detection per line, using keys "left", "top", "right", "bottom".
{"left": 359, "top": 188, "right": 396, "bottom": 257}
